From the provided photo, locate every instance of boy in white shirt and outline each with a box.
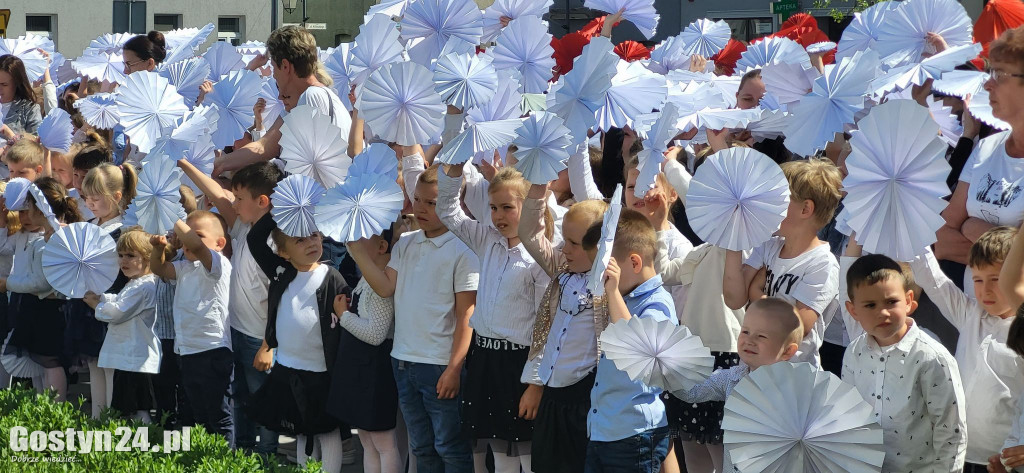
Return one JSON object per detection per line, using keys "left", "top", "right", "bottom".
{"left": 151, "top": 210, "right": 235, "bottom": 447}
{"left": 842, "top": 252, "right": 967, "bottom": 473}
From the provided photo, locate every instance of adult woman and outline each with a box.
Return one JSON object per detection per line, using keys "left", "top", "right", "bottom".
{"left": 114, "top": 31, "right": 166, "bottom": 165}
{"left": 0, "top": 55, "right": 42, "bottom": 138}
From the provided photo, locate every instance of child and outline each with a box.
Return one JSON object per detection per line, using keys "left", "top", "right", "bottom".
{"left": 327, "top": 228, "right": 401, "bottom": 473}
{"left": 347, "top": 163, "right": 479, "bottom": 473}
{"left": 4, "top": 137, "right": 46, "bottom": 180}
{"left": 437, "top": 163, "right": 549, "bottom": 473}
{"left": 0, "top": 178, "right": 41, "bottom": 389}
{"left": 178, "top": 159, "right": 284, "bottom": 456}
{"left": 587, "top": 209, "right": 677, "bottom": 473}
{"left": 70, "top": 142, "right": 113, "bottom": 221}
{"left": 517, "top": 181, "right": 608, "bottom": 473}
{"left": 150, "top": 210, "right": 234, "bottom": 446}
{"left": 842, "top": 253, "right": 968, "bottom": 472}
{"left": 81, "top": 162, "right": 136, "bottom": 236}
{"left": 723, "top": 158, "right": 842, "bottom": 367}
{"left": 902, "top": 227, "right": 1024, "bottom": 471}
{"left": 244, "top": 211, "right": 349, "bottom": 471}
{"left": 84, "top": 229, "right": 161, "bottom": 422}
{"left": 991, "top": 312, "right": 1024, "bottom": 472}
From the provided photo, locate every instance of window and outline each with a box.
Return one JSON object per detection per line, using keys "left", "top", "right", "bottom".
{"left": 113, "top": 0, "right": 147, "bottom": 34}
{"left": 218, "top": 16, "right": 244, "bottom": 46}
{"left": 720, "top": 18, "right": 775, "bottom": 42}
{"left": 153, "top": 14, "right": 181, "bottom": 32}
{"left": 25, "top": 15, "right": 55, "bottom": 45}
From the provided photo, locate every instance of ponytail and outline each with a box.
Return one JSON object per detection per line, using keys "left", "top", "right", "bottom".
{"left": 120, "top": 163, "right": 138, "bottom": 210}
{"left": 123, "top": 31, "right": 167, "bottom": 65}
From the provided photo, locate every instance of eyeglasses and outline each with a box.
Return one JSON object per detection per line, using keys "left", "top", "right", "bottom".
{"left": 988, "top": 69, "right": 1024, "bottom": 82}
{"left": 123, "top": 59, "right": 146, "bottom": 70}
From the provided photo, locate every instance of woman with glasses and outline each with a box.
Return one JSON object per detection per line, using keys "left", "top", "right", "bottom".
{"left": 0, "top": 55, "right": 42, "bottom": 141}
{"left": 112, "top": 31, "right": 166, "bottom": 166}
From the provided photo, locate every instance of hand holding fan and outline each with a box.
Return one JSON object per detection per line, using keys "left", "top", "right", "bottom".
{"left": 512, "top": 112, "right": 574, "bottom": 184}
{"left": 599, "top": 317, "right": 714, "bottom": 392}
{"left": 589, "top": 184, "right": 623, "bottom": 296}
{"left": 271, "top": 175, "right": 325, "bottom": 238}
{"left": 38, "top": 109, "right": 73, "bottom": 153}
{"left": 583, "top": 0, "right": 660, "bottom": 39}
{"left": 41, "top": 222, "right": 118, "bottom": 299}
{"left": 159, "top": 57, "right": 212, "bottom": 106}
{"left": 356, "top": 61, "right": 446, "bottom": 146}
{"left": 596, "top": 61, "right": 668, "bottom": 131}
{"left": 205, "top": 69, "right": 261, "bottom": 148}
{"left": 875, "top": 0, "right": 973, "bottom": 67}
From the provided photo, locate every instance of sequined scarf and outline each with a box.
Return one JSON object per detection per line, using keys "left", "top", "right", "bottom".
{"left": 528, "top": 266, "right": 609, "bottom": 361}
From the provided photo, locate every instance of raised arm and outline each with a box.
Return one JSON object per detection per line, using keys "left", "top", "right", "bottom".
{"left": 909, "top": 248, "right": 971, "bottom": 330}
{"left": 348, "top": 108, "right": 364, "bottom": 158}
{"left": 246, "top": 212, "right": 287, "bottom": 279}
{"left": 178, "top": 159, "right": 237, "bottom": 226}
{"left": 173, "top": 219, "right": 214, "bottom": 272}
{"left": 437, "top": 166, "right": 495, "bottom": 254}
{"left": 519, "top": 184, "right": 565, "bottom": 276}
{"left": 722, "top": 250, "right": 758, "bottom": 310}
{"left": 663, "top": 156, "right": 692, "bottom": 206}
{"left": 567, "top": 143, "right": 603, "bottom": 202}
{"left": 346, "top": 238, "right": 398, "bottom": 298}
{"left": 212, "top": 117, "right": 284, "bottom": 175}
{"left": 149, "top": 236, "right": 176, "bottom": 280}
{"left": 400, "top": 146, "right": 426, "bottom": 203}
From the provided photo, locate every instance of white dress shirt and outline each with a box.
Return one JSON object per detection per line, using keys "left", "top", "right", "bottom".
{"left": 95, "top": 274, "right": 161, "bottom": 373}
{"left": 520, "top": 272, "right": 599, "bottom": 387}
{"left": 842, "top": 320, "right": 968, "bottom": 473}
{"left": 910, "top": 249, "right": 1024, "bottom": 464}
{"left": 6, "top": 236, "right": 53, "bottom": 299}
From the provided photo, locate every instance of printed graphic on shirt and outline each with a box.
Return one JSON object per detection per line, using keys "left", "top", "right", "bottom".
{"left": 762, "top": 268, "right": 799, "bottom": 298}
{"left": 975, "top": 173, "right": 1023, "bottom": 216}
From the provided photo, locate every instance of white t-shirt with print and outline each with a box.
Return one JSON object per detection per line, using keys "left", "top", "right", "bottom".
{"left": 960, "top": 130, "right": 1024, "bottom": 227}
{"left": 745, "top": 237, "right": 840, "bottom": 367}
{"left": 282, "top": 86, "right": 352, "bottom": 139}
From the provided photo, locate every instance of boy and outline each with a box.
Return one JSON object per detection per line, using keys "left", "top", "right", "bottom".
{"left": 348, "top": 163, "right": 479, "bottom": 473}
{"left": 4, "top": 137, "right": 45, "bottom": 180}
{"left": 151, "top": 210, "right": 235, "bottom": 447}
{"left": 588, "top": 209, "right": 677, "bottom": 473}
{"left": 723, "top": 158, "right": 842, "bottom": 367}
{"left": 842, "top": 252, "right": 967, "bottom": 473}
{"left": 178, "top": 160, "right": 284, "bottom": 456}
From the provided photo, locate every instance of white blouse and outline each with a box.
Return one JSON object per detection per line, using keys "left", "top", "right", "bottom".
{"left": 6, "top": 236, "right": 53, "bottom": 298}
{"left": 340, "top": 278, "right": 395, "bottom": 346}
{"left": 95, "top": 274, "right": 160, "bottom": 373}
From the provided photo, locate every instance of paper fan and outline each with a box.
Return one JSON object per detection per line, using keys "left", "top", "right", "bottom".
{"left": 258, "top": 78, "right": 285, "bottom": 128}
{"left": 634, "top": 103, "right": 679, "bottom": 197}
{"left": 932, "top": 70, "right": 988, "bottom": 98}
{"left": 584, "top": 0, "right": 660, "bottom": 39}
{"left": 679, "top": 18, "right": 732, "bottom": 58}
{"left": 677, "top": 107, "right": 762, "bottom": 133}
{"left": 159, "top": 57, "right": 212, "bottom": 105}
{"left": 806, "top": 41, "right": 837, "bottom": 55}
{"left": 37, "top": 109, "right": 73, "bottom": 153}
{"left": 149, "top": 108, "right": 211, "bottom": 160}
{"left": 596, "top": 61, "right": 667, "bottom": 131}
{"left": 466, "top": 75, "right": 523, "bottom": 123}
{"left": 927, "top": 96, "right": 963, "bottom": 147}
{"left": 614, "top": 40, "right": 651, "bottom": 61}
{"left": 279, "top": 104, "right": 352, "bottom": 187}
{"left": 364, "top": 0, "right": 411, "bottom": 22}
{"left": 205, "top": 69, "right": 261, "bottom": 148}
{"left": 1, "top": 333, "right": 44, "bottom": 378}
{"left": 350, "top": 143, "right": 399, "bottom": 179}
{"left": 41, "top": 222, "right": 118, "bottom": 299}
{"left": 482, "top": 0, "right": 554, "bottom": 43}
{"left": 203, "top": 41, "right": 244, "bottom": 80}
{"left": 3, "top": 178, "right": 32, "bottom": 211}
{"left": 126, "top": 157, "right": 186, "bottom": 235}
{"left": 588, "top": 184, "right": 622, "bottom": 296}
{"left": 513, "top": 111, "right": 574, "bottom": 184}
{"left": 400, "top": 0, "right": 483, "bottom": 66}
{"left": 433, "top": 52, "right": 499, "bottom": 110}
{"left": 88, "top": 33, "right": 133, "bottom": 54}
{"left": 760, "top": 63, "right": 819, "bottom": 107}
{"left": 71, "top": 51, "right": 127, "bottom": 85}
{"left": 437, "top": 117, "right": 523, "bottom": 165}
{"left": 163, "top": 23, "right": 216, "bottom": 65}
{"left": 842, "top": 100, "right": 949, "bottom": 260}
{"left": 521, "top": 92, "right": 548, "bottom": 113}
{"left": 49, "top": 52, "right": 77, "bottom": 85}
{"left": 736, "top": 37, "right": 811, "bottom": 74}
{"left": 783, "top": 50, "right": 879, "bottom": 157}
{"left": 356, "top": 61, "right": 446, "bottom": 146}
{"left": 271, "top": 175, "right": 325, "bottom": 238}
{"left": 723, "top": 362, "right": 885, "bottom": 473}
{"left": 547, "top": 36, "right": 618, "bottom": 144}
{"left": 25, "top": 184, "right": 60, "bottom": 231}
{"left": 0, "top": 37, "right": 49, "bottom": 81}
{"left": 969, "top": 88, "right": 1010, "bottom": 130}
{"left": 875, "top": 0, "right": 973, "bottom": 67}
{"left": 837, "top": 1, "right": 898, "bottom": 61}
{"left": 646, "top": 35, "right": 689, "bottom": 74}
{"left": 686, "top": 148, "right": 790, "bottom": 251}
{"left": 349, "top": 14, "right": 405, "bottom": 85}
{"left": 748, "top": 108, "right": 791, "bottom": 141}
{"left": 236, "top": 40, "right": 267, "bottom": 66}
{"left": 315, "top": 171, "right": 404, "bottom": 242}
{"left": 599, "top": 317, "right": 713, "bottom": 391}
{"left": 115, "top": 71, "right": 189, "bottom": 153}
{"left": 869, "top": 43, "right": 983, "bottom": 97}
{"left": 490, "top": 15, "right": 556, "bottom": 94}
{"left": 324, "top": 43, "right": 353, "bottom": 105}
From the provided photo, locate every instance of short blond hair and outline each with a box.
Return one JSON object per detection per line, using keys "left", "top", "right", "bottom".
{"left": 781, "top": 158, "right": 842, "bottom": 228}
{"left": 5, "top": 137, "right": 45, "bottom": 167}
{"left": 564, "top": 198, "right": 608, "bottom": 230}
{"left": 612, "top": 209, "right": 658, "bottom": 264}
{"left": 117, "top": 228, "right": 154, "bottom": 259}
{"left": 749, "top": 297, "right": 803, "bottom": 345}
{"left": 266, "top": 25, "right": 318, "bottom": 78}
{"left": 417, "top": 164, "right": 440, "bottom": 186}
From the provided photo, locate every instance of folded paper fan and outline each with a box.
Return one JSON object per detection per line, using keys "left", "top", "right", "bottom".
{"left": 236, "top": 40, "right": 267, "bottom": 66}
{"left": 547, "top": 36, "right": 618, "bottom": 144}
{"left": 437, "top": 118, "right": 523, "bottom": 165}
{"left": 521, "top": 92, "right": 548, "bottom": 113}
{"left": 482, "top": 0, "right": 554, "bottom": 43}
{"left": 600, "top": 317, "right": 714, "bottom": 392}
{"left": 932, "top": 69, "right": 988, "bottom": 98}
{"left": 356, "top": 61, "right": 446, "bottom": 146}
{"left": 584, "top": 0, "right": 660, "bottom": 39}
{"left": 148, "top": 108, "right": 211, "bottom": 161}
{"left": 349, "top": 14, "right": 405, "bottom": 85}
{"left": 159, "top": 57, "right": 212, "bottom": 105}
{"left": 634, "top": 103, "right": 680, "bottom": 197}
{"left": 163, "top": 23, "right": 216, "bottom": 65}
{"left": 279, "top": 105, "right": 351, "bottom": 187}
{"left": 401, "top": 0, "right": 483, "bottom": 66}
{"left": 88, "top": 33, "right": 133, "bottom": 54}
{"left": 433, "top": 52, "right": 499, "bottom": 110}
{"left": 760, "top": 62, "right": 820, "bottom": 107}
{"left": 842, "top": 99, "right": 950, "bottom": 261}
{"left": 0, "top": 37, "right": 50, "bottom": 81}
{"left": 723, "top": 362, "right": 885, "bottom": 473}
{"left": 258, "top": 78, "right": 285, "bottom": 128}
{"left": 513, "top": 111, "right": 574, "bottom": 184}
{"left": 490, "top": 15, "right": 556, "bottom": 94}
{"left": 747, "top": 108, "right": 791, "bottom": 141}
{"left": 869, "top": 43, "right": 983, "bottom": 97}
{"left": 323, "top": 43, "right": 353, "bottom": 106}
{"left": 364, "top": 0, "right": 411, "bottom": 23}
{"left": 646, "top": 35, "right": 691, "bottom": 74}
{"left": 350, "top": 142, "right": 399, "bottom": 180}
{"left": 875, "top": 0, "right": 973, "bottom": 67}
{"left": 205, "top": 69, "right": 261, "bottom": 148}
{"left": 41, "top": 222, "right": 118, "bottom": 299}
{"left": 466, "top": 76, "right": 524, "bottom": 123}
{"left": 614, "top": 40, "right": 651, "bottom": 61}
{"left": 115, "top": 71, "right": 189, "bottom": 153}
{"left": 736, "top": 37, "right": 811, "bottom": 74}
{"left": 74, "top": 93, "right": 121, "bottom": 131}
{"left": 127, "top": 157, "right": 186, "bottom": 235}
{"left": 686, "top": 148, "right": 790, "bottom": 251}
{"left": 3, "top": 178, "right": 32, "bottom": 212}
{"left": 203, "top": 41, "right": 245, "bottom": 80}
{"left": 806, "top": 41, "right": 837, "bottom": 55}
{"left": 596, "top": 61, "right": 668, "bottom": 131}
{"left": 271, "top": 175, "right": 325, "bottom": 238}
{"left": 975, "top": 0, "right": 1024, "bottom": 51}
{"left": 927, "top": 96, "right": 963, "bottom": 147}
{"left": 589, "top": 184, "right": 622, "bottom": 296}
{"left": 969, "top": 88, "right": 1010, "bottom": 130}
{"left": 837, "top": 1, "right": 898, "bottom": 61}
{"left": 677, "top": 107, "right": 762, "bottom": 134}
{"left": 315, "top": 171, "right": 404, "bottom": 242}
{"left": 71, "top": 51, "right": 127, "bottom": 85}
{"left": 1, "top": 333, "right": 45, "bottom": 379}
{"left": 38, "top": 109, "right": 73, "bottom": 153}
{"left": 679, "top": 18, "right": 731, "bottom": 58}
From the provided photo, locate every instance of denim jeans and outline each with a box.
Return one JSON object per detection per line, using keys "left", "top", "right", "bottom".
{"left": 230, "top": 329, "right": 279, "bottom": 455}
{"left": 584, "top": 426, "right": 670, "bottom": 473}
{"left": 392, "top": 358, "right": 473, "bottom": 473}
{"left": 180, "top": 347, "right": 235, "bottom": 447}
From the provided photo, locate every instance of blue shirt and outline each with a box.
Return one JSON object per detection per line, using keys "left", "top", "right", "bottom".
{"left": 587, "top": 274, "right": 676, "bottom": 442}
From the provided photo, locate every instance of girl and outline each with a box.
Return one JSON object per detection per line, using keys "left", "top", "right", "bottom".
{"left": 70, "top": 140, "right": 113, "bottom": 221}
{"left": 0, "top": 178, "right": 40, "bottom": 389}
{"left": 327, "top": 228, "right": 402, "bottom": 473}
{"left": 0, "top": 55, "right": 41, "bottom": 138}
{"left": 81, "top": 162, "right": 136, "bottom": 236}
{"left": 246, "top": 211, "right": 349, "bottom": 471}
{"left": 4, "top": 177, "right": 83, "bottom": 400}
{"left": 83, "top": 229, "right": 161, "bottom": 422}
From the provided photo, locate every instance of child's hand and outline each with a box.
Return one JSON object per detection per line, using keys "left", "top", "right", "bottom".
{"left": 150, "top": 235, "right": 168, "bottom": 248}
{"left": 436, "top": 366, "right": 461, "bottom": 399}
{"left": 82, "top": 291, "right": 100, "bottom": 309}
{"left": 253, "top": 346, "right": 274, "bottom": 372}
{"left": 253, "top": 98, "right": 266, "bottom": 122}
{"left": 196, "top": 80, "right": 213, "bottom": 105}
{"left": 527, "top": 182, "right": 547, "bottom": 200}
{"left": 0, "top": 278, "right": 7, "bottom": 293}
{"left": 518, "top": 384, "right": 543, "bottom": 420}
{"left": 644, "top": 187, "right": 670, "bottom": 229}
{"left": 688, "top": 54, "right": 708, "bottom": 73}
{"left": 1001, "top": 445, "right": 1024, "bottom": 469}
{"left": 333, "top": 294, "right": 349, "bottom": 316}
{"left": 603, "top": 256, "right": 621, "bottom": 294}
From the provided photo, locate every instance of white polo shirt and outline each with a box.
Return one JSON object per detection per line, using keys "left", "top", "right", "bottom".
{"left": 171, "top": 250, "right": 233, "bottom": 355}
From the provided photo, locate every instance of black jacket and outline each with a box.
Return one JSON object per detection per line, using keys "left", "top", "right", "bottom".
{"left": 248, "top": 213, "right": 350, "bottom": 371}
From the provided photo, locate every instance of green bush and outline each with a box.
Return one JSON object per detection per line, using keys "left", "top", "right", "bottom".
{"left": 0, "top": 387, "right": 320, "bottom": 473}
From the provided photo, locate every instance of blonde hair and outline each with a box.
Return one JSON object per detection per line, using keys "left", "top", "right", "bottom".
{"left": 612, "top": 209, "right": 658, "bottom": 263}
{"left": 565, "top": 199, "right": 609, "bottom": 235}
{"left": 780, "top": 158, "right": 842, "bottom": 228}
{"left": 116, "top": 227, "right": 155, "bottom": 259}
{"left": 489, "top": 167, "right": 529, "bottom": 200}
{"left": 81, "top": 163, "right": 138, "bottom": 214}
{"left": 0, "top": 181, "right": 21, "bottom": 234}
{"left": 749, "top": 297, "right": 803, "bottom": 345}
{"left": 5, "top": 137, "right": 45, "bottom": 167}
{"left": 417, "top": 164, "right": 440, "bottom": 186}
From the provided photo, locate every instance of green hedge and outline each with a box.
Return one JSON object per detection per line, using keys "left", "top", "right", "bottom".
{"left": 0, "top": 387, "right": 320, "bottom": 473}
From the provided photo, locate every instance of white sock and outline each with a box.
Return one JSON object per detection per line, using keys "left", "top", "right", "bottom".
{"left": 317, "top": 428, "right": 344, "bottom": 473}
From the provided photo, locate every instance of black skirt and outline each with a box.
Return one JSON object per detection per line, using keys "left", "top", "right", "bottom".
{"left": 326, "top": 333, "right": 398, "bottom": 432}
{"left": 532, "top": 371, "right": 595, "bottom": 473}
{"left": 64, "top": 299, "right": 106, "bottom": 360}
{"left": 462, "top": 334, "right": 533, "bottom": 454}
{"left": 662, "top": 351, "right": 740, "bottom": 445}
{"left": 246, "top": 363, "right": 339, "bottom": 437}
{"left": 6, "top": 296, "right": 66, "bottom": 365}
{"left": 111, "top": 370, "right": 155, "bottom": 414}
